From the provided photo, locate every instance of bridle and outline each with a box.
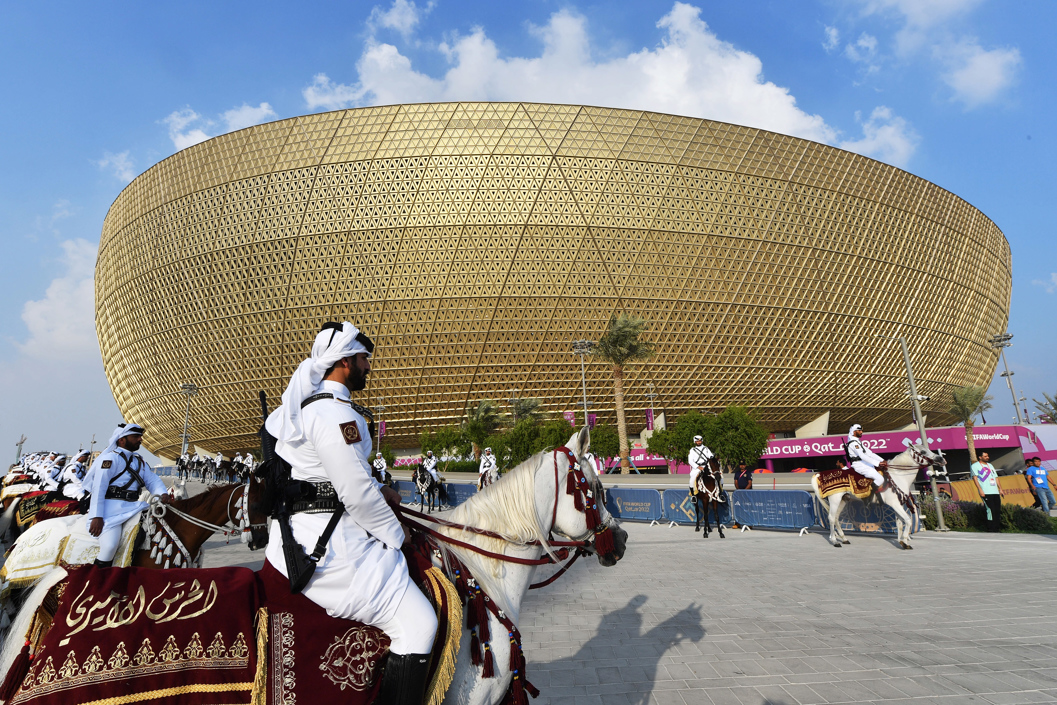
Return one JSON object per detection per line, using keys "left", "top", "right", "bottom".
{"left": 396, "top": 445, "right": 617, "bottom": 589}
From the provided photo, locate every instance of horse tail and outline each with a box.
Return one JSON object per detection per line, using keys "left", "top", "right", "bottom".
{"left": 0, "top": 566, "right": 67, "bottom": 680}
{"left": 810, "top": 474, "right": 823, "bottom": 504}
{"left": 0, "top": 500, "right": 19, "bottom": 540}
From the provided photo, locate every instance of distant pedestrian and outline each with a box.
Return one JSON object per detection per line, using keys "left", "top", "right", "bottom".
{"left": 1026, "top": 457, "right": 1054, "bottom": 514}
{"left": 734, "top": 462, "right": 753, "bottom": 490}
{"left": 971, "top": 451, "right": 1004, "bottom": 532}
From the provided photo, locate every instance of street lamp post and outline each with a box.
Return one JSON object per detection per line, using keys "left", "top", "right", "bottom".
{"left": 508, "top": 389, "right": 520, "bottom": 424}
{"left": 179, "top": 383, "right": 199, "bottom": 457}
{"left": 571, "top": 340, "right": 595, "bottom": 428}
{"left": 645, "top": 382, "right": 658, "bottom": 430}
{"left": 14, "top": 434, "right": 26, "bottom": 463}
{"left": 988, "top": 333, "right": 1023, "bottom": 425}
{"left": 375, "top": 399, "right": 386, "bottom": 454}
{"left": 877, "top": 335, "right": 947, "bottom": 531}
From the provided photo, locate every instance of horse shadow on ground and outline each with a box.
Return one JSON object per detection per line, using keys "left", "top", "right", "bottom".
{"left": 530, "top": 595, "right": 705, "bottom": 705}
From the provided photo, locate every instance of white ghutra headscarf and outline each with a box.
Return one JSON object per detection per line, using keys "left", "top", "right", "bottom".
{"left": 848, "top": 424, "right": 862, "bottom": 441}
{"left": 268, "top": 322, "right": 372, "bottom": 447}
{"left": 81, "top": 422, "right": 146, "bottom": 488}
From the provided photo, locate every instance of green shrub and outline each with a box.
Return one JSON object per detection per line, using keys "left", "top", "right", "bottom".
{"left": 439, "top": 460, "right": 480, "bottom": 473}
{"left": 920, "top": 494, "right": 971, "bottom": 531}
{"left": 1001, "top": 503, "right": 1054, "bottom": 533}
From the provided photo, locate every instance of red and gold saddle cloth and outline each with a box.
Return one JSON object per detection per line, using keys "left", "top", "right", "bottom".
{"left": 816, "top": 467, "right": 875, "bottom": 500}
{"left": 30, "top": 501, "right": 80, "bottom": 527}
{"left": 4, "top": 565, "right": 262, "bottom": 705}
{"left": 3, "top": 551, "right": 462, "bottom": 705}
{"left": 14, "top": 492, "right": 55, "bottom": 529}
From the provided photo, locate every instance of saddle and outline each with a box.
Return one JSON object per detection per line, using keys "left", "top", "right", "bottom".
{"left": 13, "top": 492, "right": 59, "bottom": 529}
{"left": 4, "top": 542, "right": 463, "bottom": 705}
{"left": 816, "top": 467, "right": 875, "bottom": 500}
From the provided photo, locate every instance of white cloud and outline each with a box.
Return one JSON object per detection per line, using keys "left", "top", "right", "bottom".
{"left": 221, "top": 102, "right": 277, "bottom": 132}
{"left": 1033, "top": 273, "right": 1057, "bottom": 294}
{"left": 838, "top": 106, "right": 919, "bottom": 167}
{"left": 31, "top": 200, "right": 74, "bottom": 240}
{"left": 368, "top": 0, "right": 432, "bottom": 39}
{"left": 938, "top": 39, "right": 1020, "bottom": 108}
{"left": 96, "top": 150, "right": 136, "bottom": 182}
{"left": 845, "top": 33, "right": 878, "bottom": 64}
{"left": 18, "top": 239, "right": 99, "bottom": 361}
{"left": 305, "top": 2, "right": 837, "bottom": 144}
{"left": 823, "top": 26, "right": 840, "bottom": 52}
{"left": 857, "top": 0, "right": 984, "bottom": 54}
{"left": 162, "top": 108, "right": 212, "bottom": 150}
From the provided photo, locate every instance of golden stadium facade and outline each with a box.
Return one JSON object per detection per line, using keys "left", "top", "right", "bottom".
{"left": 96, "top": 103, "right": 1011, "bottom": 458}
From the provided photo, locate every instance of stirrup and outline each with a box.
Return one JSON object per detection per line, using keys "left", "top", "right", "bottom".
{"left": 93, "top": 558, "right": 113, "bottom": 568}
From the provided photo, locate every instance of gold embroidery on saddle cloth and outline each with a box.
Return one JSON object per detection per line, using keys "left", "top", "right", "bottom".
{"left": 269, "top": 612, "right": 296, "bottom": 705}
{"left": 817, "top": 471, "right": 874, "bottom": 500}
{"left": 319, "top": 626, "right": 389, "bottom": 691}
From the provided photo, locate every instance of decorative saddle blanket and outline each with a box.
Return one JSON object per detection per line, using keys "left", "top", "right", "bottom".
{"left": 14, "top": 493, "right": 55, "bottom": 529}
{"left": 3, "top": 555, "right": 463, "bottom": 705}
{"left": 816, "top": 468, "right": 875, "bottom": 500}
{"left": 0, "top": 514, "right": 141, "bottom": 600}
{"left": 2, "top": 475, "right": 34, "bottom": 489}
{"left": 30, "top": 501, "right": 81, "bottom": 527}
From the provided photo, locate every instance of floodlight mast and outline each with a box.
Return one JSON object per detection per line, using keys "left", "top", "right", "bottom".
{"left": 572, "top": 340, "right": 595, "bottom": 428}
{"left": 988, "top": 333, "right": 1022, "bottom": 425}
{"left": 179, "top": 382, "right": 199, "bottom": 457}
{"left": 877, "top": 334, "right": 947, "bottom": 531}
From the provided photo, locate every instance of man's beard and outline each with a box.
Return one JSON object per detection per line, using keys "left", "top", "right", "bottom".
{"left": 348, "top": 367, "right": 369, "bottom": 391}
{"left": 125, "top": 439, "right": 142, "bottom": 452}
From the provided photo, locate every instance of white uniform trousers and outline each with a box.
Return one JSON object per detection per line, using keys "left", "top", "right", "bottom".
{"left": 97, "top": 523, "right": 124, "bottom": 562}
{"left": 851, "top": 461, "right": 884, "bottom": 486}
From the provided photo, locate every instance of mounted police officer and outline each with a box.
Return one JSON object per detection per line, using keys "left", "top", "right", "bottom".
{"left": 688, "top": 436, "right": 715, "bottom": 489}
{"left": 85, "top": 423, "right": 170, "bottom": 567}
{"left": 478, "top": 447, "right": 498, "bottom": 490}
{"left": 372, "top": 452, "right": 389, "bottom": 484}
{"left": 846, "top": 424, "right": 887, "bottom": 489}
{"left": 422, "top": 450, "right": 439, "bottom": 482}
{"left": 60, "top": 450, "right": 91, "bottom": 500}
{"left": 264, "top": 321, "right": 437, "bottom": 705}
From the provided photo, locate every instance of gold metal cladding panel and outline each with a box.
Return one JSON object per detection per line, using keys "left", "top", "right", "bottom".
{"left": 96, "top": 103, "right": 1011, "bottom": 458}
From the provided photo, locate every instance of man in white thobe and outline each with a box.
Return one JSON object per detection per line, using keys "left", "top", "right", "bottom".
{"left": 688, "top": 436, "right": 715, "bottom": 492}
{"left": 61, "top": 451, "right": 91, "bottom": 500}
{"left": 372, "top": 452, "right": 389, "bottom": 484}
{"left": 264, "top": 321, "right": 436, "bottom": 705}
{"left": 422, "top": 451, "right": 439, "bottom": 482}
{"left": 85, "top": 423, "right": 170, "bottom": 566}
{"left": 846, "top": 424, "right": 886, "bottom": 488}
{"left": 478, "top": 447, "right": 498, "bottom": 490}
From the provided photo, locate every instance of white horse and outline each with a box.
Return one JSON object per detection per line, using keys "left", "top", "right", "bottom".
{"left": 0, "top": 427, "right": 626, "bottom": 705}
{"left": 812, "top": 441, "right": 946, "bottom": 550}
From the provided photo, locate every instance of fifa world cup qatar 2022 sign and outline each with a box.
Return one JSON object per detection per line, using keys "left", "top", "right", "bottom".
{"left": 762, "top": 426, "right": 1018, "bottom": 460}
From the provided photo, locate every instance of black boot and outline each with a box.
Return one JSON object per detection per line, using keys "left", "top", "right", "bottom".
{"left": 93, "top": 559, "right": 113, "bottom": 568}
{"left": 378, "top": 652, "right": 431, "bottom": 705}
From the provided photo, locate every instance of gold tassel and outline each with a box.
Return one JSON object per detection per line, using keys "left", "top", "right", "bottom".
{"left": 250, "top": 607, "right": 269, "bottom": 705}
{"left": 423, "top": 567, "right": 462, "bottom": 705}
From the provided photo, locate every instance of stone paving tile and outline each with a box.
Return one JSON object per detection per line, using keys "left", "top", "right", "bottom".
{"left": 201, "top": 514, "right": 1057, "bottom": 705}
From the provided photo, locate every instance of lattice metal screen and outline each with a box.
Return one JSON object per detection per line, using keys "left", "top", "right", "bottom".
{"left": 96, "top": 103, "right": 1011, "bottom": 458}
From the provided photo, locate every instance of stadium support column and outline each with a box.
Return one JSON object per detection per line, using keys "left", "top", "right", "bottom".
{"left": 179, "top": 382, "right": 198, "bottom": 457}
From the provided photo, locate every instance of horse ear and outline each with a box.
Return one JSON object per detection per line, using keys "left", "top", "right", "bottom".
{"left": 577, "top": 425, "right": 591, "bottom": 455}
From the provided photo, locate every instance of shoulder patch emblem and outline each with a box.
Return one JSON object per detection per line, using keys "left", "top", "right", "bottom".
{"left": 101, "top": 460, "right": 112, "bottom": 469}
{"left": 339, "top": 421, "right": 362, "bottom": 445}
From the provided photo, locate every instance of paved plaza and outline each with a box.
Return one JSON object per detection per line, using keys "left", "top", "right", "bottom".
{"left": 197, "top": 496, "right": 1057, "bottom": 705}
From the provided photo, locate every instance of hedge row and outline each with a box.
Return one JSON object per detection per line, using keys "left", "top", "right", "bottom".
{"left": 920, "top": 494, "right": 1057, "bottom": 533}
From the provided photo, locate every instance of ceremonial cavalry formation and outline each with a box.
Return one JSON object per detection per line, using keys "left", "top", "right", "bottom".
{"left": 0, "top": 322, "right": 628, "bottom": 705}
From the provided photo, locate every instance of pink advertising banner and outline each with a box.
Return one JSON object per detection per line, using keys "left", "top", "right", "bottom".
{"left": 762, "top": 425, "right": 1022, "bottom": 460}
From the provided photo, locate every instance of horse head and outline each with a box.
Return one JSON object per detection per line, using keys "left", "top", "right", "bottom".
{"left": 243, "top": 458, "right": 275, "bottom": 551}
{"left": 553, "top": 426, "right": 628, "bottom": 568}
{"left": 906, "top": 440, "right": 947, "bottom": 470}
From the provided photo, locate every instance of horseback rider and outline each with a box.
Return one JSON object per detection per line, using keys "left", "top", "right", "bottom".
{"left": 372, "top": 452, "right": 389, "bottom": 484}
{"left": 42, "top": 455, "right": 68, "bottom": 492}
{"left": 60, "top": 450, "right": 91, "bottom": 500}
{"left": 688, "top": 436, "right": 716, "bottom": 492}
{"left": 845, "top": 424, "right": 887, "bottom": 490}
{"left": 422, "top": 450, "right": 439, "bottom": 482}
{"left": 85, "top": 422, "right": 171, "bottom": 567}
{"left": 263, "top": 321, "right": 437, "bottom": 705}
{"left": 478, "top": 447, "right": 497, "bottom": 490}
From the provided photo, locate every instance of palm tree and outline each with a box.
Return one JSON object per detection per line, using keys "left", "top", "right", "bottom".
{"left": 463, "top": 399, "right": 502, "bottom": 460}
{"left": 1033, "top": 391, "right": 1056, "bottom": 424}
{"left": 508, "top": 397, "right": 544, "bottom": 426}
{"left": 949, "top": 385, "right": 993, "bottom": 464}
{"left": 592, "top": 313, "right": 656, "bottom": 473}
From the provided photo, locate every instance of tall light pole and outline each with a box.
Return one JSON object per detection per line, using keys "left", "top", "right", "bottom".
{"left": 375, "top": 398, "right": 386, "bottom": 454}
{"left": 14, "top": 434, "right": 26, "bottom": 463}
{"left": 645, "top": 382, "right": 658, "bottom": 430}
{"left": 988, "top": 333, "right": 1023, "bottom": 425}
{"left": 179, "top": 382, "right": 199, "bottom": 457}
{"left": 1019, "top": 390, "right": 1030, "bottom": 425}
{"left": 572, "top": 340, "right": 595, "bottom": 428}
{"left": 877, "top": 334, "right": 947, "bottom": 531}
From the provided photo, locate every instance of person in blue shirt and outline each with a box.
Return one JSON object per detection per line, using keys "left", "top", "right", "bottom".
{"left": 1025, "top": 457, "right": 1054, "bottom": 514}
{"left": 971, "top": 452, "right": 1004, "bottom": 532}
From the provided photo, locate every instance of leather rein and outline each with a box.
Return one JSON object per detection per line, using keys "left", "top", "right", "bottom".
{"left": 395, "top": 445, "right": 607, "bottom": 589}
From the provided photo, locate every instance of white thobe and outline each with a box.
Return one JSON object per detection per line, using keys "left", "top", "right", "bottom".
{"left": 422, "top": 456, "right": 439, "bottom": 482}
{"left": 848, "top": 438, "right": 885, "bottom": 486}
{"left": 264, "top": 380, "right": 410, "bottom": 626}
{"left": 84, "top": 447, "right": 166, "bottom": 560}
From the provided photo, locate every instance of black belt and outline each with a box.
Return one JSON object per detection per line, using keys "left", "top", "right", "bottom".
{"left": 105, "top": 487, "right": 140, "bottom": 501}
{"left": 290, "top": 481, "right": 342, "bottom": 515}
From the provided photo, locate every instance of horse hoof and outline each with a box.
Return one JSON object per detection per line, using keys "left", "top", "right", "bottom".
{"left": 719, "top": 533, "right": 725, "bottom": 539}
{"left": 833, "top": 543, "right": 842, "bottom": 548}
{"left": 841, "top": 540, "right": 850, "bottom": 545}
{"left": 694, "top": 527, "right": 699, "bottom": 532}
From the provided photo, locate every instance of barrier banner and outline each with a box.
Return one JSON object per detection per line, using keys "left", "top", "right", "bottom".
{"left": 815, "top": 496, "right": 921, "bottom": 534}
{"left": 729, "top": 490, "right": 816, "bottom": 530}
{"left": 442, "top": 482, "right": 477, "bottom": 507}
{"left": 604, "top": 488, "right": 662, "bottom": 522}
{"left": 997, "top": 475, "right": 1034, "bottom": 507}
{"left": 661, "top": 489, "right": 732, "bottom": 525}
{"left": 394, "top": 480, "right": 417, "bottom": 503}
{"left": 950, "top": 480, "right": 981, "bottom": 503}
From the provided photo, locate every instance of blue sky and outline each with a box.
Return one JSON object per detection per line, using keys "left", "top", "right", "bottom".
{"left": 1, "top": 0, "right": 1053, "bottom": 457}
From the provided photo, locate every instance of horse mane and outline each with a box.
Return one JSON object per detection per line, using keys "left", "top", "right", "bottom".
{"left": 442, "top": 450, "right": 559, "bottom": 618}
{"left": 171, "top": 482, "right": 238, "bottom": 513}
